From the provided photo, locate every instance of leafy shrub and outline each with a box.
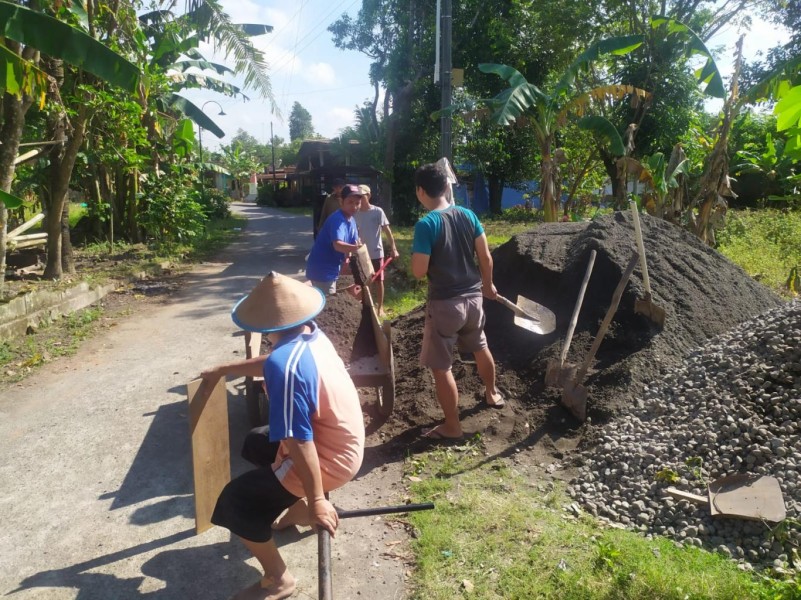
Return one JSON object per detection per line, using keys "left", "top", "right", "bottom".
{"left": 199, "top": 188, "right": 230, "bottom": 219}
{"left": 257, "top": 184, "right": 275, "bottom": 206}
{"left": 140, "top": 168, "right": 208, "bottom": 248}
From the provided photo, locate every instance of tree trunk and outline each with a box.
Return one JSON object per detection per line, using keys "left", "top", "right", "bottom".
{"left": 487, "top": 176, "right": 504, "bottom": 215}
{"left": 0, "top": 44, "right": 36, "bottom": 294}
{"left": 127, "top": 170, "right": 140, "bottom": 243}
{"left": 60, "top": 200, "right": 75, "bottom": 274}
{"left": 44, "top": 107, "right": 87, "bottom": 279}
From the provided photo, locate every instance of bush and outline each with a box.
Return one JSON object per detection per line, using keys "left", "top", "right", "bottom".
{"left": 199, "top": 188, "right": 230, "bottom": 219}
{"left": 140, "top": 168, "right": 208, "bottom": 248}
{"left": 257, "top": 184, "right": 275, "bottom": 206}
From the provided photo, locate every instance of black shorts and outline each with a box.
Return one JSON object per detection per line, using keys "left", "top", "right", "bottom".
{"left": 211, "top": 426, "right": 300, "bottom": 543}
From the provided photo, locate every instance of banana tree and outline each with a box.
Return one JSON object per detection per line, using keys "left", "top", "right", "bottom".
{"left": 0, "top": 0, "right": 140, "bottom": 289}
{"left": 478, "top": 36, "right": 648, "bottom": 222}
{"left": 618, "top": 145, "right": 690, "bottom": 219}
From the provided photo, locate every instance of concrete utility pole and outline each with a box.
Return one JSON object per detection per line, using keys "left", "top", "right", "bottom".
{"left": 440, "top": 0, "right": 452, "bottom": 161}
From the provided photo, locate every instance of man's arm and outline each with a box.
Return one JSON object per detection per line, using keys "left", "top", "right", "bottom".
{"left": 382, "top": 224, "right": 400, "bottom": 258}
{"left": 411, "top": 252, "right": 430, "bottom": 279}
{"left": 474, "top": 233, "right": 497, "bottom": 299}
{"left": 333, "top": 239, "right": 361, "bottom": 254}
{"left": 284, "top": 438, "right": 339, "bottom": 536}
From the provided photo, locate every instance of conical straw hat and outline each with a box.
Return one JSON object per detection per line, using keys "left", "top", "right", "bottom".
{"left": 231, "top": 272, "right": 325, "bottom": 333}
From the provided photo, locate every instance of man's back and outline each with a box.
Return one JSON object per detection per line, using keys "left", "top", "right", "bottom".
{"left": 413, "top": 205, "right": 483, "bottom": 300}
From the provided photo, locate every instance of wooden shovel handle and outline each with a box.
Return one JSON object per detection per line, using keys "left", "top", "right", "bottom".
{"left": 574, "top": 252, "right": 639, "bottom": 385}
{"left": 630, "top": 201, "right": 652, "bottom": 296}
{"left": 561, "top": 250, "right": 596, "bottom": 366}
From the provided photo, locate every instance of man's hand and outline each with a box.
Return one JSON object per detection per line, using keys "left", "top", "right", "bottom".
{"left": 482, "top": 282, "right": 498, "bottom": 300}
{"left": 390, "top": 246, "right": 400, "bottom": 259}
{"left": 309, "top": 496, "right": 339, "bottom": 536}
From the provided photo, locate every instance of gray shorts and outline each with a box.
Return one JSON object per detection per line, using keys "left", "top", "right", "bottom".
{"left": 420, "top": 295, "right": 487, "bottom": 371}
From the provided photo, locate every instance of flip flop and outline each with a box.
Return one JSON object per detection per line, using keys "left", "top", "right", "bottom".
{"left": 485, "top": 389, "right": 506, "bottom": 408}
{"left": 421, "top": 426, "right": 463, "bottom": 441}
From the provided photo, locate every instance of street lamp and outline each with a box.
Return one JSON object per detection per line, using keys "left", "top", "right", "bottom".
{"left": 199, "top": 100, "right": 226, "bottom": 200}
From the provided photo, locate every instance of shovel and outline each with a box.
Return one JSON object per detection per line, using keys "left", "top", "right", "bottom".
{"left": 561, "top": 252, "right": 639, "bottom": 421}
{"left": 630, "top": 201, "right": 666, "bottom": 328}
{"left": 546, "top": 249, "right": 597, "bottom": 387}
{"left": 496, "top": 293, "right": 556, "bottom": 335}
{"left": 665, "top": 474, "right": 786, "bottom": 522}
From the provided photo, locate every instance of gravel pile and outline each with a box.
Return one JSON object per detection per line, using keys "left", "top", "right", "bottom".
{"left": 568, "top": 300, "right": 801, "bottom": 569}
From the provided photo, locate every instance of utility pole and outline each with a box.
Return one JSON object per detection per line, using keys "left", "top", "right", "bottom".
{"left": 271, "top": 122, "right": 277, "bottom": 192}
{"left": 440, "top": 0, "right": 452, "bottom": 161}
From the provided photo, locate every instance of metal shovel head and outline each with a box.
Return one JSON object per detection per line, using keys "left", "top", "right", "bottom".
{"left": 513, "top": 295, "right": 556, "bottom": 335}
{"left": 708, "top": 474, "right": 786, "bottom": 522}
{"left": 634, "top": 293, "right": 666, "bottom": 328}
{"left": 560, "top": 382, "right": 587, "bottom": 421}
{"left": 545, "top": 359, "right": 577, "bottom": 388}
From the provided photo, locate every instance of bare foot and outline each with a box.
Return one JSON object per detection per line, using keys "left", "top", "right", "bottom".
{"left": 230, "top": 572, "right": 296, "bottom": 600}
{"left": 272, "top": 499, "right": 310, "bottom": 530}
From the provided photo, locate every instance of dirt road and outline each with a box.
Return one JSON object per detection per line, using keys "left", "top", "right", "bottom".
{"left": 0, "top": 203, "right": 409, "bottom": 600}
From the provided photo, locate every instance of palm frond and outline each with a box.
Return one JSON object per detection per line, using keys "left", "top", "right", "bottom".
{"left": 181, "top": 0, "right": 275, "bottom": 109}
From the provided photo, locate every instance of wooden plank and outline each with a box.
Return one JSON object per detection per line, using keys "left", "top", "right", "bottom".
{"left": 354, "top": 245, "right": 375, "bottom": 283}
{"left": 187, "top": 378, "right": 231, "bottom": 534}
{"left": 7, "top": 213, "right": 44, "bottom": 238}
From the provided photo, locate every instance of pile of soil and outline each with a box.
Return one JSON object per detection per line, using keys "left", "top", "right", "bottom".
{"left": 316, "top": 212, "right": 783, "bottom": 454}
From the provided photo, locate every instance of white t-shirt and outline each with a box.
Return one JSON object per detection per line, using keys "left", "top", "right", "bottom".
{"left": 354, "top": 204, "right": 389, "bottom": 259}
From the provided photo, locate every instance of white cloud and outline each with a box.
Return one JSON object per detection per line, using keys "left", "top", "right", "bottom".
{"left": 302, "top": 63, "right": 337, "bottom": 86}
{"left": 321, "top": 107, "right": 357, "bottom": 137}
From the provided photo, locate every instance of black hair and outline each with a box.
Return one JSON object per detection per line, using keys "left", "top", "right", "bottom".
{"left": 414, "top": 163, "right": 448, "bottom": 198}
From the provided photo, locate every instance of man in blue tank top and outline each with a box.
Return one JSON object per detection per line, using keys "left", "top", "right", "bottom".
{"left": 410, "top": 163, "right": 505, "bottom": 440}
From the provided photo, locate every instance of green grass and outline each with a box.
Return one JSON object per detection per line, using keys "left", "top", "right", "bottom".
{"left": 717, "top": 209, "right": 801, "bottom": 298}
{"left": 404, "top": 440, "right": 801, "bottom": 600}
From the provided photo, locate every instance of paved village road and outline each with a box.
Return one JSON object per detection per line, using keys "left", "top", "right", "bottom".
{"left": 0, "top": 203, "right": 408, "bottom": 600}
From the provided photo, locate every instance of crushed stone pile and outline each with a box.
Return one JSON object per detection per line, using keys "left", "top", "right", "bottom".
{"left": 568, "top": 300, "right": 801, "bottom": 570}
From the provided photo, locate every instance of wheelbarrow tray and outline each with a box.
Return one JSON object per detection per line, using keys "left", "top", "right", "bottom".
{"left": 666, "top": 474, "right": 786, "bottom": 522}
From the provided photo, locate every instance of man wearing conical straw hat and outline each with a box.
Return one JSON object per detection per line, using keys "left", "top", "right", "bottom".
{"left": 199, "top": 272, "right": 365, "bottom": 600}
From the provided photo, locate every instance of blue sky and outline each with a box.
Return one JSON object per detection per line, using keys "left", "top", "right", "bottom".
{"left": 187, "top": 1, "right": 790, "bottom": 150}
{"left": 184, "top": 0, "right": 376, "bottom": 149}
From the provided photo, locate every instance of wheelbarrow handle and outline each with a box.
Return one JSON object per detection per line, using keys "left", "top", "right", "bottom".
{"left": 370, "top": 256, "right": 394, "bottom": 283}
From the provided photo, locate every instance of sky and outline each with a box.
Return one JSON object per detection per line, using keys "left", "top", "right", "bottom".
{"left": 186, "top": 1, "right": 791, "bottom": 151}
{"left": 183, "top": 0, "right": 377, "bottom": 150}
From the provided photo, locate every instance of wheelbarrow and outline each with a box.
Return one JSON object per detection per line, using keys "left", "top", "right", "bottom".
{"left": 348, "top": 246, "right": 395, "bottom": 416}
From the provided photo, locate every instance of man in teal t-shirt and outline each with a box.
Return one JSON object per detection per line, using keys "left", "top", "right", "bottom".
{"left": 410, "top": 163, "right": 505, "bottom": 441}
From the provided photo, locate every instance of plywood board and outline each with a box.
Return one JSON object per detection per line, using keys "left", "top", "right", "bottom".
{"left": 187, "top": 378, "right": 231, "bottom": 534}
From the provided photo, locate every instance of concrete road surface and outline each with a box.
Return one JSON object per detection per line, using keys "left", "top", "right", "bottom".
{"left": 0, "top": 203, "right": 408, "bottom": 600}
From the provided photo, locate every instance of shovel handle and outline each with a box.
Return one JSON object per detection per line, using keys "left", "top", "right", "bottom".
{"left": 561, "top": 250, "right": 596, "bottom": 366}
{"left": 629, "top": 201, "right": 652, "bottom": 296}
{"left": 496, "top": 294, "right": 538, "bottom": 321}
{"left": 574, "top": 252, "right": 639, "bottom": 385}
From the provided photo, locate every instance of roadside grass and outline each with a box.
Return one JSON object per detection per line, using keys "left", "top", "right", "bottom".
{"left": 717, "top": 209, "right": 801, "bottom": 298}
{"left": 404, "top": 440, "right": 799, "bottom": 600}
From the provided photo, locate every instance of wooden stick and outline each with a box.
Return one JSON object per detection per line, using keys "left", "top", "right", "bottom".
{"left": 7, "top": 213, "right": 44, "bottom": 239}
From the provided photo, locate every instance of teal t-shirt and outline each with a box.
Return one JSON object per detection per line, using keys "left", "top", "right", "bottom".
{"left": 412, "top": 205, "right": 484, "bottom": 300}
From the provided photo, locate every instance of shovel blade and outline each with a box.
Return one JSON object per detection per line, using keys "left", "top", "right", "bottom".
{"left": 561, "top": 383, "right": 587, "bottom": 421}
{"left": 514, "top": 295, "right": 556, "bottom": 335}
{"left": 634, "top": 296, "right": 666, "bottom": 328}
{"left": 545, "top": 359, "right": 577, "bottom": 388}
